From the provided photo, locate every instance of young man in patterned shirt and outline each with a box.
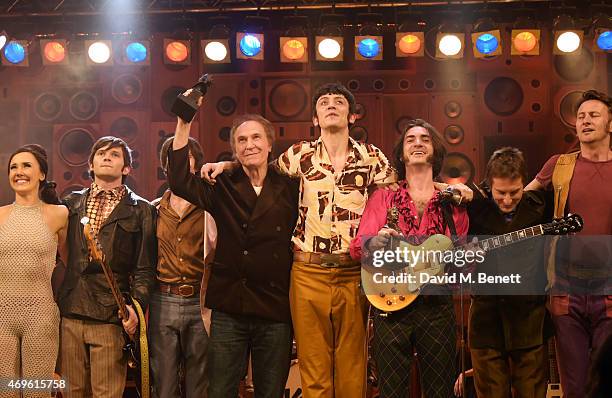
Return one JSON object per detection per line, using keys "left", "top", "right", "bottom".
{"left": 203, "top": 83, "right": 395, "bottom": 397}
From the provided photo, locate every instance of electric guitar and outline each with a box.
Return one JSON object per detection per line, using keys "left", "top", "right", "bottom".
{"left": 82, "top": 218, "right": 150, "bottom": 398}
{"left": 363, "top": 211, "right": 583, "bottom": 312}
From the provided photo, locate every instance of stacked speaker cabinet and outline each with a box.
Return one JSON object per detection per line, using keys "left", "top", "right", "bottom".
{"left": 351, "top": 93, "right": 383, "bottom": 149}
{"left": 381, "top": 93, "right": 430, "bottom": 156}
{"left": 30, "top": 85, "right": 102, "bottom": 125}
{"left": 475, "top": 72, "right": 553, "bottom": 178}
{"left": 430, "top": 92, "right": 481, "bottom": 184}
{"left": 52, "top": 124, "right": 100, "bottom": 198}
{"left": 199, "top": 74, "right": 250, "bottom": 162}
{"left": 550, "top": 45, "right": 608, "bottom": 155}
{"left": 99, "top": 111, "right": 151, "bottom": 198}
{"left": 149, "top": 121, "right": 200, "bottom": 199}
{"left": 263, "top": 77, "right": 313, "bottom": 156}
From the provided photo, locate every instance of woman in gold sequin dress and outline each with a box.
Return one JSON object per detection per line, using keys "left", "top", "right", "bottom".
{"left": 0, "top": 144, "right": 68, "bottom": 398}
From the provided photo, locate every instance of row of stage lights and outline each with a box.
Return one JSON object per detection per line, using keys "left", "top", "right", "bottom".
{"left": 1, "top": 24, "right": 610, "bottom": 67}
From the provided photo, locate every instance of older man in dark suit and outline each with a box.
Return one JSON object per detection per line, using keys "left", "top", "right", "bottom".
{"left": 167, "top": 110, "right": 299, "bottom": 398}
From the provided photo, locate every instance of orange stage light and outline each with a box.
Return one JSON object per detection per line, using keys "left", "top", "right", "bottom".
{"left": 282, "top": 39, "right": 305, "bottom": 60}
{"left": 398, "top": 34, "right": 421, "bottom": 54}
{"left": 43, "top": 41, "right": 66, "bottom": 63}
{"left": 165, "top": 41, "right": 189, "bottom": 62}
{"left": 513, "top": 31, "right": 537, "bottom": 52}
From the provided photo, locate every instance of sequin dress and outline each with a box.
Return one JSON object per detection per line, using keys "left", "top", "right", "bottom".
{"left": 0, "top": 203, "right": 60, "bottom": 398}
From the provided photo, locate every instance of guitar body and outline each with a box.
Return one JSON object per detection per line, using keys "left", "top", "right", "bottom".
{"left": 362, "top": 214, "right": 583, "bottom": 313}
{"left": 362, "top": 234, "right": 454, "bottom": 312}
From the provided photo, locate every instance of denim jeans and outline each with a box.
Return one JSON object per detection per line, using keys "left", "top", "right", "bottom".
{"left": 148, "top": 290, "right": 209, "bottom": 398}
{"left": 207, "top": 310, "right": 292, "bottom": 398}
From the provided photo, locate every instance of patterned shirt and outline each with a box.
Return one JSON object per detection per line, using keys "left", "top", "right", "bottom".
{"left": 277, "top": 137, "right": 396, "bottom": 254}
{"left": 350, "top": 182, "right": 469, "bottom": 260}
{"left": 86, "top": 183, "right": 126, "bottom": 238}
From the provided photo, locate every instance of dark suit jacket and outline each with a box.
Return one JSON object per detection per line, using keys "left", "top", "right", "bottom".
{"left": 467, "top": 184, "right": 554, "bottom": 350}
{"left": 58, "top": 186, "right": 157, "bottom": 324}
{"left": 167, "top": 145, "right": 299, "bottom": 323}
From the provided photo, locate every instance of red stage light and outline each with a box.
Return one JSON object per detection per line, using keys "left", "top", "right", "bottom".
{"left": 43, "top": 41, "right": 66, "bottom": 63}
{"left": 165, "top": 41, "right": 189, "bottom": 62}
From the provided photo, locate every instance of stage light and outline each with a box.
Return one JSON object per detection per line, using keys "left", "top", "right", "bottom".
{"left": 436, "top": 33, "right": 464, "bottom": 59}
{"left": 203, "top": 18, "right": 231, "bottom": 64}
{"left": 355, "top": 36, "right": 382, "bottom": 60}
{"left": 125, "top": 41, "right": 148, "bottom": 63}
{"left": 472, "top": 30, "right": 502, "bottom": 58}
{"left": 0, "top": 31, "right": 7, "bottom": 51}
{"left": 236, "top": 33, "right": 263, "bottom": 60}
{"left": 280, "top": 37, "right": 307, "bottom": 63}
{"left": 163, "top": 39, "right": 190, "bottom": 65}
{"left": 396, "top": 32, "right": 424, "bottom": 57}
{"left": 596, "top": 30, "right": 612, "bottom": 51}
{"left": 471, "top": 18, "right": 501, "bottom": 58}
{"left": 555, "top": 31, "right": 582, "bottom": 53}
{"left": 41, "top": 39, "right": 68, "bottom": 65}
{"left": 553, "top": 15, "right": 583, "bottom": 55}
{"left": 86, "top": 40, "right": 112, "bottom": 65}
{"left": 316, "top": 37, "right": 343, "bottom": 61}
{"left": 202, "top": 40, "right": 230, "bottom": 63}
{"left": 316, "top": 13, "right": 345, "bottom": 62}
{"left": 593, "top": 15, "right": 612, "bottom": 52}
{"left": 1, "top": 40, "right": 28, "bottom": 66}
{"left": 511, "top": 30, "right": 540, "bottom": 55}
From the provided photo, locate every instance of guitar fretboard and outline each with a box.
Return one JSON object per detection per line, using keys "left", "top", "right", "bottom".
{"left": 473, "top": 225, "right": 545, "bottom": 252}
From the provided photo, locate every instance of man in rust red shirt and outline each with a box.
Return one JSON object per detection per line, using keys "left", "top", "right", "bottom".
{"left": 525, "top": 89, "right": 612, "bottom": 398}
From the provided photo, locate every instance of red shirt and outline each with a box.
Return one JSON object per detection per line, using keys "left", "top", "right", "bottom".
{"left": 350, "top": 182, "right": 469, "bottom": 260}
{"left": 536, "top": 154, "right": 612, "bottom": 235}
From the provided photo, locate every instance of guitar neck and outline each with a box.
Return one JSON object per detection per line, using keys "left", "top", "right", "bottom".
{"left": 98, "top": 255, "right": 129, "bottom": 321}
{"left": 465, "top": 224, "right": 545, "bottom": 252}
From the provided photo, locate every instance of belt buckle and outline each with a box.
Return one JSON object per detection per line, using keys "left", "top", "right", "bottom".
{"left": 178, "top": 284, "right": 195, "bottom": 297}
{"left": 319, "top": 254, "right": 339, "bottom": 268}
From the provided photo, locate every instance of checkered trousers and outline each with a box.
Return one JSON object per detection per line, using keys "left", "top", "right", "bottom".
{"left": 373, "top": 295, "right": 457, "bottom": 398}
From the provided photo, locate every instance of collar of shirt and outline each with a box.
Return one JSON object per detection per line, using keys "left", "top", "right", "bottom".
{"left": 159, "top": 189, "right": 198, "bottom": 220}
{"left": 314, "top": 136, "right": 364, "bottom": 167}
{"left": 90, "top": 182, "right": 126, "bottom": 199}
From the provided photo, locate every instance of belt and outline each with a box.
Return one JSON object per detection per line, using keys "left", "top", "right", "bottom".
{"left": 158, "top": 282, "right": 200, "bottom": 297}
{"left": 294, "top": 251, "right": 359, "bottom": 268}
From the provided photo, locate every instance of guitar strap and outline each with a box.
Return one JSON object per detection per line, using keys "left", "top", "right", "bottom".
{"left": 440, "top": 202, "right": 458, "bottom": 237}
{"left": 131, "top": 298, "right": 150, "bottom": 398}
{"left": 546, "top": 151, "right": 579, "bottom": 290}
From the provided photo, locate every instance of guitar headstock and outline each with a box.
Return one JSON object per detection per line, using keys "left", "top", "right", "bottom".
{"left": 543, "top": 213, "right": 584, "bottom": 235}
{"left": 81, "top": 217, "right": 104, "bottom": 263}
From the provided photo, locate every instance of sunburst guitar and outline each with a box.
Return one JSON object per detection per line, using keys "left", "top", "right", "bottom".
{"left": 363, "top": 211, "right": 583, "bottom": 312}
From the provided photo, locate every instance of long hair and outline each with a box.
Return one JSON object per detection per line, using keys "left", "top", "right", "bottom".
{"left": 8, "top": 144, "right": 60, "bottom": 204}
{"left": 392, "top": 119, "right": 446, "bottom": 180}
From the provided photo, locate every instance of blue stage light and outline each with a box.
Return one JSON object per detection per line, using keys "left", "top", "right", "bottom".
{"left": 239, "top": 34, "right": 261, "bottom": 57}
{"left": 596, "top": 31, "right": 612, "bottom": 51}
{"left": 475, "top": 33, "right": 499, "bottom": 55}
{"left": 4, "top": 41, "right": 25, "bottom": 64}
{"left": 357, "top": 38, "right": 380, "bottom": 58}
{"left": 125, "top": 42, "right": 147, "bottom": 63}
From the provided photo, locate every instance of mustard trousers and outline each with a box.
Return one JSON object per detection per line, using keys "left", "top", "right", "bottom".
{"left": 290, "top": 261, "right": 368, "bottom": 398}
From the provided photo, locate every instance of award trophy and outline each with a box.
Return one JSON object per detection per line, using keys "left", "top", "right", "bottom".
{"left": 171, "top": 74, "right": 213, "bottom": 122}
